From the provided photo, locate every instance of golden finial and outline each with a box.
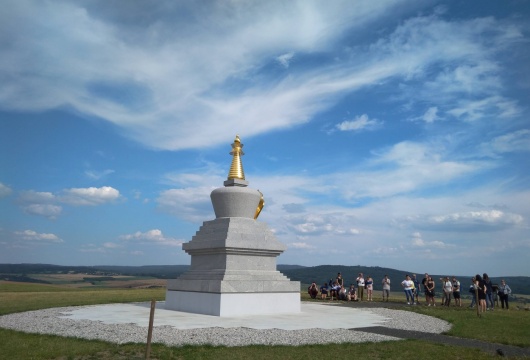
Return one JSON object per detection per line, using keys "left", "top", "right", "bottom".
{"left": 227, "top": 135, "right": 245, "bottom": 180}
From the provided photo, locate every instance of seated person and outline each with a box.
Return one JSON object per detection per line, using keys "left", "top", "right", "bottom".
{"left": 338, "top": 285, "right": 348, "bottom": 301}
{"left": 347, "top": 284, "right": 358, "bottom": 301}
{"left": 320, "top": 283, "right": 329, "bottom": 299}
{"left": 330, "top": 281, "right": 341, "bottom": 300}
{"left": 308, "top": 282, "right": 318, "bottom": 299}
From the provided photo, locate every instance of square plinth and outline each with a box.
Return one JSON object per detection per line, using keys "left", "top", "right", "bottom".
{"left": 165, "top": 290, "right": 300, "bottom": 317}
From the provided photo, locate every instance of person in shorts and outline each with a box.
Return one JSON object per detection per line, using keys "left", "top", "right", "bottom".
{"left": 320, "top": 282, "right": 329, "bottom": 299}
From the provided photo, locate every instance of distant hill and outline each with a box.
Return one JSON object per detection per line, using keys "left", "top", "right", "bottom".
{"left": 279, "top": 265, "right": 530, "bottom": 295}
{"left": 1, "top": 263, "right": 528, "bottom": 295}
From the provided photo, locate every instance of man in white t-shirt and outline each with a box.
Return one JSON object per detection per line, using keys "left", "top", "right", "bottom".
{"left": 452, "top": 277, "right": 461, "bottom": 307}
{"left": 356, "top": 273, "right": 365, "bottom": 301}
{"left": 382, "top": 275, "right": 391, "bottom": 301}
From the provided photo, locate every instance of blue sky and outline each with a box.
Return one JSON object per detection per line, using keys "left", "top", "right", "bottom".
{"left": 1, "top": 0, "right": 529, "bottom": 276}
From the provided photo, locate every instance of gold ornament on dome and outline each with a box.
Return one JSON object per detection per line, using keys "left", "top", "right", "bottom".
{"left": 254, "top": 190, "right": 265, "bottom": 220}
{"left": 227, "top": 135, "right": 245, "bottom": 180}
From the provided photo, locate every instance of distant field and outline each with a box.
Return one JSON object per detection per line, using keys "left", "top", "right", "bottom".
{"left": 26, "top": 273, "right": 167, "bottom": 289}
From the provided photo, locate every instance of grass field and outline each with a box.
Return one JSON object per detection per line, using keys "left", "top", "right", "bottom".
{"left": 0, "top": 282, "right": 529, "bottom": 359}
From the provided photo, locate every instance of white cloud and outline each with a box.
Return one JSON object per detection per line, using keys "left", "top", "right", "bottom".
{"left": 0, "top": 183, "right": 13, "bottom": 198}
{"left": 22, "top": 204, "right": 62, "bottom": 219}
{"left": 157, "top": 187, "right": 216, "bottom": 222}
{"left": 410, "top": 232, "right": 453, "bottom": 249}
{"left": 288, "top": 242, "right": 315, "bottom": 249}
{"left": 19, "top": 190, "right": 56, "bottom": 203}
{"left": 285, "top": 213, "right": 357, "bottom": 236}
{"left": 85, "top": 169, "right": 115, "bottom": 180}
{"left": 103, "top": 242, "right": 122, "bottom": 249}
{"left": 1, "top": 3, "right": 522, "bottom": 151}
{"left": 427, "top": 210, "right": 523, "bottom": 231}
{"left": 336, "top": 114, "right": 381, "bottom": 132}
{"left": 14, "top": 230, "right": 63, "bottom": 243}
{"left": 479, "top": 129, "right": 530, "bottom": 157}
{"left": 59, "top": 186, "right": 120, "bottom": 206}
{"left": 16, "top": 186, "right": 119, "bottom": 219}
{"left": 276, "top": 52, "right": 294, "bottom": 68}
{"left": 79, "top": 245, "right": 106, "bottom": 253}
{"left": 120, "top": 229, "right": 183, "bottom": 247}
{"left": 447, "top": 96, "right": 521, "bottom": 122}
{"left": 337, "top": 141, "right": 483, "bottom": 199}
{"left": 422, "top": 107, "right": 439, "bottom": 123}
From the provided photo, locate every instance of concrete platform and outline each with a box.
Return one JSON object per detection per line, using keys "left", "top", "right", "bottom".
{"left": 59, "top": 301, "right": 389, "bottom": 330}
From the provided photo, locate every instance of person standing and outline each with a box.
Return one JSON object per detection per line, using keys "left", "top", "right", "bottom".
{"left": 412, "top": 274, "right": 420, "bottom": 304}
{"left": 426, "top": 276, "right": 436, "bottom": 306}
{"left": 336, "top": 272, "right": 344, "bottom": 287}
{"left": 483, "top": 273, "right": 494, "bottom": 311}
{"left": 422, "top": 273, "right": 429, "bottom": 304}
{"left": 356, "top": 273, "right": 365, "bottom": 301}
{"left": 475, "top": 274, "right": 487, "bottom": 314}
{"left": 401, "top": 274, "right": 415, "bottom": 305}
{"left": 452, "top": 276, "right": 461, "bottom": 307}
{"left": 382, "top": 275, "right": 391, "bottom": 302}
{"left": 366, "top": 275, "right": 374, "bottom": 301}
{"left": 442, "top": 277, "right": 453, "bottom": 306}
{"left": 468, "top": 277, "right": 477, "bottom": 308}
{"left": 498, "top": 279, "right": 512, "bottom": 309}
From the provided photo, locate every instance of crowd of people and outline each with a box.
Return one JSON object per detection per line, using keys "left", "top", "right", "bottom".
{"left": 307, "top": 272, "right": 513, "bottom": 312}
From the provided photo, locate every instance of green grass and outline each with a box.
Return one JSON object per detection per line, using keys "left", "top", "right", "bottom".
{"left": 1, "top": 283, "right": 529, "bottom": 359}
{"left": 407, "top": 305, "right": 530, "bottom": 347}
{"left": 0, "top": 282, "right": 165, "bottom": 315}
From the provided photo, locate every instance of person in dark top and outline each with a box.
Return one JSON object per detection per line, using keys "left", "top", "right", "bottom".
{"left": 475, "top": 274, "right": 487, "bottom": 314}
{"left": 320, "top": 282, "right": 329, "bottom": 299}
{"left": 308, "top": 281, "right": 318, "bottom": 299}
{"left": 483, "top": 273, "right": 494, "bottom": 311}
{"left": 336, "top": 272, "right": 344, "bottom": 287}
{"left": 422, "top": 273, "right": 429, "bottom": 303}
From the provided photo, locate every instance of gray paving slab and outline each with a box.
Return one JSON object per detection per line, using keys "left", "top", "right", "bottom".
{"left": 59, "top": 301, "right": 390, "bottom": 330}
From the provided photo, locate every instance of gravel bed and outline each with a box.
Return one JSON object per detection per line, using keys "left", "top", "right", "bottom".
{"left": 0, "top": 305, "right": 450, "bottom": 347}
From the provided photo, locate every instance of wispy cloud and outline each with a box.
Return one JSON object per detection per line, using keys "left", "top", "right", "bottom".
{"left": 85, "top": 169, "right": 115, "bottom": 180}
{"left": 16, "top": 186, "right": 121, "bottom": 219}
{"left": 1, "top": 3, "right": 522, "bottom": 151}
{"left": 59, "top": 186, "right": 121, "bottom": 206}
{"left": 276, "top": 52, "right": 294, "bottom": 68}
{"left": 120, "top": 229, "right": 183, "bottom": 247}
{"left": 335, "top": 114, "right": 382, "bottom": 132}
{"left": 0, "top": 183, "right": 12, "bottom": 198}
{"left": 14, "top": 230, "right": 63, "bottom": 243}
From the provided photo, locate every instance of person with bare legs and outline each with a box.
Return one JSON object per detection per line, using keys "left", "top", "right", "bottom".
{"left": 366, "top": 275, "right": 374, "bottom": 301}
{"left": 426, "top": 276, "right": 436, "bottom": 306}
{"left": 475, "top": 274, "right": 487, "bottom": 314}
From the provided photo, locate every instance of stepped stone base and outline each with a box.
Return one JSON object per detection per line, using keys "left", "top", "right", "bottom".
{"left": 165, "top": 205, "right": 300, "bottom": 316}
{"left": 165, "top": 291, "right": 300, "bottom": 316}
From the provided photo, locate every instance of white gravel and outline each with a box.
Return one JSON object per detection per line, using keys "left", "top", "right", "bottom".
{"left": 0, "top": 305, "right": 451, "bottom": 347}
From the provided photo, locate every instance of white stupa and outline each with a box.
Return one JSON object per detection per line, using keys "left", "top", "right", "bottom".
{"left": 165, "top": 135, "right": 300, "bottom": 316}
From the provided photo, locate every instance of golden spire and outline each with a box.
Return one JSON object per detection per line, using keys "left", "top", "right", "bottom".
{"left": 227, "top": 135, "right": 245, "bottom": 180}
